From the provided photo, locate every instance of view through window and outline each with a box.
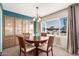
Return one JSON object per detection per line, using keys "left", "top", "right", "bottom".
{"left": 41, "top": 17, "right": 67, "bottom": 36}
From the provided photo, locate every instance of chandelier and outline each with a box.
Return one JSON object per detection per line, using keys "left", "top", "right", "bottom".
{"left": 33, "top": 7, "right": 41, "bottom": 22}
{"left": 33, "top": 6, "right": 41, "bottom": 37}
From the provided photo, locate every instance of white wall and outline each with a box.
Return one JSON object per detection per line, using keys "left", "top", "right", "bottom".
{"left": 0, "top": 4, "right": 2, "bottom": 52}
{"left": 42, "top": 8, "right": 68, "bottom": 20}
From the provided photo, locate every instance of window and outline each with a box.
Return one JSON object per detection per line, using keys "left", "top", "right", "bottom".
{"left": 41, "top": 17, "right": 67, "bottom": 36}
{"left": 46, "top": 18, "right": 59, "bottom": 35}
{"left": 41, "top": 21, "right": 46, "bottom": 32}
{"left": 60, "top": 17, "right": 67, "bottom": 36}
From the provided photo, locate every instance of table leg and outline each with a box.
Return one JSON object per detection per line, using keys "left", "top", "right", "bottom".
{"left": 35, "top": 43, "right": 39, "bottom": 56}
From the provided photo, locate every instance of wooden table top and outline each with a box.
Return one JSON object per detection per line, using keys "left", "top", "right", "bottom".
{"left": 25, "top": 37, "right": 48, "bottom": 44}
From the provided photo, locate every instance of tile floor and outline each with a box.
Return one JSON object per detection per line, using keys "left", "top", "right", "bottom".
{"left": 1, "top": 46, "right": 72, "bottom": 56}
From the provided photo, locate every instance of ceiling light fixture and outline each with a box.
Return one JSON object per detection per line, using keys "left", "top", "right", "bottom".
{"left": 33, "top": 6, "right": 41, "bottom": 22}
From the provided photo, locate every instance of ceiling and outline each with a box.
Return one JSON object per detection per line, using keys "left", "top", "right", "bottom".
{"left": 2, "top": 3, "right": 72, "bottom": 17}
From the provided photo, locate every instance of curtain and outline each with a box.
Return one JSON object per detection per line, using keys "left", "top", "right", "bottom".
{"left": 67, "top": 4, "right": 79, "bottom": 55}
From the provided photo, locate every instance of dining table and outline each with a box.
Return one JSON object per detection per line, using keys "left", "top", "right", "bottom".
{"left": 25, "top": 36, "right": 49, "bottom": 56}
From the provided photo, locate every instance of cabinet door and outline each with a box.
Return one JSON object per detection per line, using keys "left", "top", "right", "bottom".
{"left": 29, "top": 21, "right": 34, "bottom": 34}
{"left": 22, "top": 20, "right": 29, "bottom": 33}
{"left": 5, "top": 16, "right": 14, "bottom": 36}
{"left": 4, "top": 36, "right": 10, "bottom": 48}
{"left": 22, "top": 20, "right": 26, "bottom": 33}
{"left": 15, "top": 18, "right": 22, "bottom": 35}
{"left": 9, "top": 36, "right": 16, "bottom": 47}
{"left": 4, "top": 16, "right": 15, "bottom": 48}
{"left": 15, "top": 18, "right": 22, "bottom": 45}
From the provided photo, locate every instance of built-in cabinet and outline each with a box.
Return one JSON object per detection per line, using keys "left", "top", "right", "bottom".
{"left": 4, "top": 16, "right": 15, "bottom": 48}
{"left": 4, "top": 16, "right": 33, "bottom": 49}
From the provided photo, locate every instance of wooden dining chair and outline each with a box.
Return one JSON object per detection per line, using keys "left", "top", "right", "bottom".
{"left": 38, "top": 36, "right": 54, "bottom": 56}
{"left": 17, "top": 36, "right": 35, "bottom": 56}
{"left": 23, "top": 33, "right": 30, "bottom": 40}
{"left": 41, "top": 32, "right": 47, "bottom": 37}
{"left": 23, "top": 33, "right": 35, "bottom": 46}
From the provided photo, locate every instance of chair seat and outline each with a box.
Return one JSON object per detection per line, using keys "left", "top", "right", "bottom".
{"left": 38, "top": 44, "right": 51, "bottom": 51}
{"left": 21, "top": 45, "right": 35, "bottom": 52}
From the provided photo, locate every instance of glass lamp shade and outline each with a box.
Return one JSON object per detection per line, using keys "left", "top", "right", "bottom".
{"left": 37, "top": 17, "right": 41, "bottom": 22}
